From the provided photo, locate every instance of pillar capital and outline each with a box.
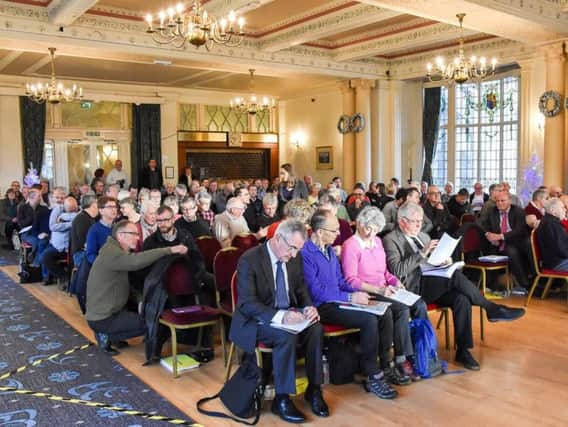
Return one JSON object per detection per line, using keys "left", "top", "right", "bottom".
{"left": 351, "top": 78, "right": 376, "bottom": 91}
{"left": 338, "top": 80, "right": 353, "bottom": 94}
{"left": 541, "top": 42, "right": 567, "bottom": 63}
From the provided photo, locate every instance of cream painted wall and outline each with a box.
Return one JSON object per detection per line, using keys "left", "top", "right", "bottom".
{"left": 0, "top": 96, "right": 23, "bottom": 195}
{"left": 279, "top": 91, "right": 343, "bottom": 186}
{"left": 400, "top": 81, "right": 423, "bottom": 184}
{"left": 160, "top": 99, "right": 179, "bottom": 184}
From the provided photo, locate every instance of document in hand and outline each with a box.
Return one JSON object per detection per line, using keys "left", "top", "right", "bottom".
{"left": 420, "top": 261, "right": 465, "bottom": 278}
{"left": 388, "top": 288, "right": 421, "bottom": 306}
{"left": 427, "top": 233, "right": 462, "bottom": 266}
{"left": 338, "top": 301, "right": 391, "bottom": 316}
{"left": 270, "top": 318, "right": 316, "bottom": 334}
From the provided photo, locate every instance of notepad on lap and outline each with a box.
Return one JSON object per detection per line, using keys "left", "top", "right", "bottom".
{"left": 388, "top": 288, "right": 421, "bottom": 306}
{"left": 160, "top": 354, "right": 200, "bottom": 373}
{"left": 270, "top": 318, "right": 316, "bottom": 334}
{"left": 337, "top": 301, "right": 391, "bottom": 316}
{"left": 421, "top": 261, "right": 465, "bottom": 278}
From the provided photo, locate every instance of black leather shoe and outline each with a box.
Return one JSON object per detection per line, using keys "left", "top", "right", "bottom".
{"left": 486, "top": 305, "right": 525, "bottom": 322}
{"left": 455, "top": 349, "right": 480, "bottom": 371}
{"left": 95, "top": 333, "right": 120, "bottom": 356}
{"left": 304, "top": 387, "right": 329, "bottom": 417}
{"left": 271, "top": 395, "right": 306, "bottom": 424}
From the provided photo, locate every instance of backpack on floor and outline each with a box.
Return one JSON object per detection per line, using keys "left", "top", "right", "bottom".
{"left": 410, "top": 318, "right": 443, "bottom": 378}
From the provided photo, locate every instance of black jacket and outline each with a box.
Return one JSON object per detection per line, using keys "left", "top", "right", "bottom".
{"left": 536, "top": 214, "right": 568, "bottom": 269}
{"left": 478, "top": 204, "right": 528, "bottom": 247}
{"left": 139, "top": 166, "right": 163, "bottom": 190}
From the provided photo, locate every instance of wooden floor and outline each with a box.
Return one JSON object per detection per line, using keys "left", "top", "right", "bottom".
{"left": 2, "top": 264, "right": 567, "bottom": 427}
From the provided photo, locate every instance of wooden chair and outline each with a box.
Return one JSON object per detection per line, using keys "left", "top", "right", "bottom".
{"left": 460, "top": 213, "right": 476, "bottom": 225}
{"left": 231, "top": 233, "right": 259, "bottom": 253}
{"left": 195, "top": 235, "right": 222, "bottom": 273}
{"left": 159, "top": 259, "right": 226, "bottom": 378}
{"left": 525, "top": 229, "right": 568, "bottom": 306}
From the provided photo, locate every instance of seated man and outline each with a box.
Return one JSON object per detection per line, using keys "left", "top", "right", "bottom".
{"left": 478, "top": 191, "right": 532, "bottom": 292}
{"left": 196, "top": 191, "right": 215, "bottom": 228}
{"left": 423, "top": 185, "right": 455, "bottom": 239}
{"left": 86, "top": 220, "right": 187, "bottom": 355}
{"left": 447, "top": 188, "right": 471, "bottom": 221}
{"left": 525, "top": 188, "right": 547, "bottom": 229}
{"left": 302, "top": 209, "right": 399, "bottom": 398}
{"left": 175, "top": 196, "right": 212, "bottom": 239}
{"left": 229, "top": 220, "right": 328, "bottom": 424}
{"left": 383, "top": 202, "right": 525, "bottom": 370}
{"left": 254, "top": 193, "right": 280, "bottom": 233}
{"left": 214, "top": 197, "right": 266, "bottom": 247}
{"left": 70, "top": 195, "right": 98, "bottom": 267}
{"left": 85, "top": 197, "right": 118, "bottom": 264}
{"left": 40, "top": 196, "right": 79, "bottom": 285}
{"left": 536, "top": 198, "right": 568, "bottom": 271}
{"left": 470, "top": 182, "right": 489, "bottom": 214}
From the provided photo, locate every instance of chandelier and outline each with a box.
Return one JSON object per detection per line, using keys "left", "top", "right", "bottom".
{"left": 426, "top": 13, "right": 496, "bottom": 84}
{"left": 145, "top": 1, "right": 244, "bottom": 50}
{"left": 230, "top": 69, "right": 276, "bottom": 116}
{"left": 25, "top": 48, "right": 83, "bottom": 104}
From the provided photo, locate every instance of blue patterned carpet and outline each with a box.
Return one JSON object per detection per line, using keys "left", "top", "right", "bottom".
{"left": 0, "top": 270, "right": 196, "bottom": 426}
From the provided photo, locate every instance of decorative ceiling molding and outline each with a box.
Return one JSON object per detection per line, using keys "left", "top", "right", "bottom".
{"left": 205, "top": 0, "right": 278, "bottom": 18}
{"left": 47, "top": 0, "right": 97, "bottom": 26}
{"left": 333, "top": 22, "right": 477, "bottom": 62}
{"left": 260, "top": 5, "right": 401, "bottom": 52}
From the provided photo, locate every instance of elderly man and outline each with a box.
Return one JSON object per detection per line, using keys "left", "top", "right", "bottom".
{"left": 383, "top": 188, "right": 433, "bottom": 235}
{"left": 255, "top": 193, "right": 280, "bottom": 232}
{"left": 470, "top": 182, "right": 489, "bottom": 213}
{"left": 86, "top": 220, "right": 187, "bottom": 355}
{"left": 106, "top": 159, "right": 129, "bottom": 189}
{"left": 229, "top": 220, "right": 328, "bottom": 423}
{"left": 549, "top": 185, "right": 563, "bottom": 198}
{"left": 478, "top": 191, "right": 532, "bottom": 293}
{"left": 423, "top": 185, "right": 454, "bottom": 239}
{"left": 40, "top": 195, "right": 79, "bottom": 286}
{"left": 535, "top": 198, "right": 568, "bottom": 271}
{"left": 383, "top": 202, "right": 525, "bottom": 370}
{"left": 175, "top": 196, "right": 211, "bottom": 239}
{"left": 214, "top": 197, "right": 266, "bottom": 247}
{"left": 441, "top": 182, "right": 454, "bottom": 204}
{"left": 302, "top": 210, "right": 398, "bottom": 399}
{"left": 196, "top": 191, "right": 215, "bottom": 228}
{"left": 525, "top": 189, "right": 547, "bottom": 229}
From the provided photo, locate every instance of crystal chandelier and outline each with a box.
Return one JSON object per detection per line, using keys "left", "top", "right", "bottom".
{"left": 230, "top": 69, "right": 276, "bottom": 116}
{"left": 25, "top": 48, "right": 83, "bottom": 104}
{"left": 145, "top": 1, "right": 244, "bottom": 50}
{"left": 426, "top": 13, "right": 497, "bottom": 84}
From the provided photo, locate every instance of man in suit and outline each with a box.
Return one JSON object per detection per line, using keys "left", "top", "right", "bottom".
{"left": 383, "top": 202, "right": 525, "bottom": 370}
{"left": 229, "top": 219, "right": 328, "bottom": 423}
{"left": 537, "top": 198, "right": 568, "bottom": 271}
{"left": 478, "top": 191, "right": 532, "bottom": 292}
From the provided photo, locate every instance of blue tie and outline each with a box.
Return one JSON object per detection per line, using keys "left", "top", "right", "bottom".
{"left": 275, "top": 261, "right": 289, "bottom": 309}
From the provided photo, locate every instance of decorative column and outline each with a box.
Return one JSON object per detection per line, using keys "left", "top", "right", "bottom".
{"left": 352, "top": 79, "right": 375, "bottom": 185}
{"left": 518, "top": 59, "right": 536, "bottom": 170}
{"left": 376, "top": 79, "right": 402, "bottom": 183}
{"left": 542, "top": 43, "right": 566, "bottom": 187}
{"left": 160, "top": 96, "right": 179, "bottom": 179}
{"left": 340, "top": 81, "right": 355, "bottom": 189}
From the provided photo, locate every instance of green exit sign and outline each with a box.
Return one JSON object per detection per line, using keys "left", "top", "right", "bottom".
{"left": 80, "top": 101, "right": 92, "bottom": 110}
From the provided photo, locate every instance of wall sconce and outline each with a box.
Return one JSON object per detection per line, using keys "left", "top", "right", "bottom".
{"left": 291, "top": 131, "right": 305, "bottom": 149}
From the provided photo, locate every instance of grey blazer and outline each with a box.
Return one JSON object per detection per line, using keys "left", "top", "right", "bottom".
{"left": 382, "top": 228, "right": 431, "bottom": 294}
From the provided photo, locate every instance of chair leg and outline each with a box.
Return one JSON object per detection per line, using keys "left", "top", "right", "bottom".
{"left": 224, "top": 343, "right": 235, "bottom": 382}
{"left": 219, "top": 319, "right": 227, "bottom": 367}
{"left": 170, "top": 326, "right": 179, "bottom": 378}
{"left": 506, "top": 267, "right": 511, "bottom": 294}
{"left": 525, "top": 274, "right": 541, "bottom": 307}
{"left": 436, "top": 312, "right": 444, "bottom": 330}
{"left": 480, "top": 269, "right": 487, "bottom": 295}
{"left": 196, "top": 327, "right": 204, "bottom": 349}
{"left": 542, "top": 278, "right": 553, "bottom": 299}
{"left": 255, "top": 349, "right": 263, "bottom": 369}
{"left": 442, "top": 310, "right": 450, "bottom": 350}
{"left": 480, "top": 307, "right": 485, "bottom": 342}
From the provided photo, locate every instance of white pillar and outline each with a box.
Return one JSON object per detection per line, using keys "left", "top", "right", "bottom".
{"left": 377, "top": 79, "right": 402, "bottom": 183}
{"left": 160, "top": 97, "right": 179, "bottom": 181}
{"left": 340, "top": 81, "right": 355, "bottom": 189}
{"left": 352, "top": 79, "right": 375, "bottom": 185}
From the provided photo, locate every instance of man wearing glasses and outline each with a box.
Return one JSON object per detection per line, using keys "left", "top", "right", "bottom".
{"left": 383, "top": 202, "right": 525, "bottom": 370}
{"left": 85, "top": 197, "right": 119, "bottom": 264}
{"left": 229, "top": 220, "right": 328, "bottom": 424}
{"left": 423, "top": 185, "right": 454, "bottom": 239}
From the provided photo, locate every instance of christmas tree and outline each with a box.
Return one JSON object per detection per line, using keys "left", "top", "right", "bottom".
{"left": 519, "top": 154, "right": 543, "bottom": 206}
{"left": 23, "top": 163, "right": 41, "bottom": 187}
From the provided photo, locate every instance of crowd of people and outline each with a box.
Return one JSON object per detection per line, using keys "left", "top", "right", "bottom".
{"left": 3, "top": 158, "right": 568, "bottom": 424}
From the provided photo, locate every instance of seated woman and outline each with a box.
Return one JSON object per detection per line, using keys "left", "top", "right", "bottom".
{"left": 341, "top": 206, "right": 427, "bottom": 382}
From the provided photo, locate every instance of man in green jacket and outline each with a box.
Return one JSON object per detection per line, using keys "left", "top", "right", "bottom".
{"left": 86, "top": 220, "right": 188, "bottom": 355}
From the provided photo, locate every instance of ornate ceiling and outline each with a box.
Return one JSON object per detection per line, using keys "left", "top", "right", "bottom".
{"left": 0, "top": 0, "right": 565, "bottom": 98}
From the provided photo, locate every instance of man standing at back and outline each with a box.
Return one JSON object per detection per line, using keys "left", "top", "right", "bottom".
{"left": 139, "top": 158, "right": 163, "bottom": 190}
{"left": 229, "top": 220, "right": 328, "bottom": 424}
{"left": 106, "top": 159, "right": 129, "bottom": 189}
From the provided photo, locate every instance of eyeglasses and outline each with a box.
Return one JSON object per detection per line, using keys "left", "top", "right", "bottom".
{"left": 156, "top": 216, "right": 173, "bottom": 223}
{"left": 281, "top": 235, "right": 300, "bottom": 254}
{"left": 321, "top": 227, "right": 340, "bottom": 234}
{"left": 403, "top": 217, "right": 423, "bottom": 225}
{"left": 119, "top": 231, "right": 139, "bottom": 236}
{"left": 103, "top": 205, "right": 117, "bottom": 209}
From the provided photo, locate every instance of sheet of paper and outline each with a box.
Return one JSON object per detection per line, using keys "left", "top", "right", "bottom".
{"left": 388, "top": 288, "right": 421, "bottom": 306}
{"left": 421, "top": 261, "right": 465, "bottom": 278}
{"left": 270, "top": 318, "right": 315, "bottom": 334}
{"left": 427, "top": 233, "right": 462, "bottom": 266}
{"left": 338, "top": 301, "right": 391, "bottom": 316}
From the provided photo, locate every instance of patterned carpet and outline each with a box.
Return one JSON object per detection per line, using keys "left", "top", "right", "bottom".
{"left": 0, "top": 269, "right": 199, "bottom": 426}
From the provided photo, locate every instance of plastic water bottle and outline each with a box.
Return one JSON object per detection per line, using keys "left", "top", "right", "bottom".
{"left": 322, "top": 355, "right": 330, "bottom": 385}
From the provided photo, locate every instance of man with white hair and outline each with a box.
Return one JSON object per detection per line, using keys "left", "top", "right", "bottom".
{"left": 106, "top": 159, "right": 129, "bottom": 189}
{"left": 214, "top": 197, "right": 250, "bottom": 247}
{"left": 536, "top": 198, "right": 568, "bottom": 271}
{"left": 383, "top": 202, "right": 525, "bottom": 370}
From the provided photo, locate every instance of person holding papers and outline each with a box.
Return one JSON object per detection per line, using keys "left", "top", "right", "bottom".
{"left": 302, "top": 209, "right": 399, "bottom": 399}
{"left": 383, "top": 202, "right": 525, "bottom": 370}
{"left": 229, "top": 219, "right": 329, "bottom": 424}
{"left": 342, "top": 206, "right": 425, "bottom": 382}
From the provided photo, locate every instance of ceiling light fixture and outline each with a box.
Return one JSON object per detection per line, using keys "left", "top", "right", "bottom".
{"left": 145, "top": 1, "right": 245, "bottom": 50}
{"left": 426, "top": 13, "right": 497, "bottom": 85}
{"left": 230, "top": 69, "right": 276, "bottom": 116}
{"left": 25, "top": 48, "right": 83, "bottom": 104}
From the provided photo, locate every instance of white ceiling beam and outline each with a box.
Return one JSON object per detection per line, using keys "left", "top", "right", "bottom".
{"left": 358, "top": 0, "right": 557, "bottom": 43}
{"left": 0, "top": 51, "right": 23, "bottom": 72}
{"left": 21, "top": 54, "right": 52, "bottom": 75}
{"left": 166, "top": 70, "right": 219, "bottom": 85}
{"left": 260, "top": 5, "right": 402, "bottom": 53}
{"left": 48, "top": 0, "right": 99, "bottom": 27}
{"left": 333, "top": 22, "right": 477, "bottom": 62}
{"left": 205, "top": 0, "right": 277, "bottom": 17}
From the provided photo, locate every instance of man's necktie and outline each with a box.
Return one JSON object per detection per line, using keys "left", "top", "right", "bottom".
{"left": 411, "top": 236, "right": 425, "bottom": 251}
{"left": 499, "top": 211, "right": 508, "bottom": 251}
{"left": 275, "top": 261, "right": 289, "bottom": 309}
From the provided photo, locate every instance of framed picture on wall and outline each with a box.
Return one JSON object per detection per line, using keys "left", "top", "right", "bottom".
{"left": 165, "top": 166, "right": 175, "bottom": 179}
{"left": 316, "top": 146, "right": 333, "bottom": 170}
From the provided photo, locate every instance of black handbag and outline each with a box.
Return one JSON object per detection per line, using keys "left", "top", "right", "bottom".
{"left": 196, "top": 354, "right": 263, "bottom": 425}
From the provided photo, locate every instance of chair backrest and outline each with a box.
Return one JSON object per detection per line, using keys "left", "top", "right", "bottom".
{"left": 460, "top": 213, "right": 476, "bottom": 225}
{"left": 231, "top": 233, "right": 259, "bottom": 252}
{"left": 213, "top": 247, "right": 241, "bottom": 302}
{"left": 196, "top": 235, "right": 222, "bottom": 272}
{"left": 461, "top": 225, "right": 483, "bottom": 254}
{"left": 230, "top": 271, "right": 238, "bottom": 312}
{"left": 530, "top": 229, "right": 542, "bottom": 274}
{"left": 165, "top": 259, "right": 196, "bottom": 296}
